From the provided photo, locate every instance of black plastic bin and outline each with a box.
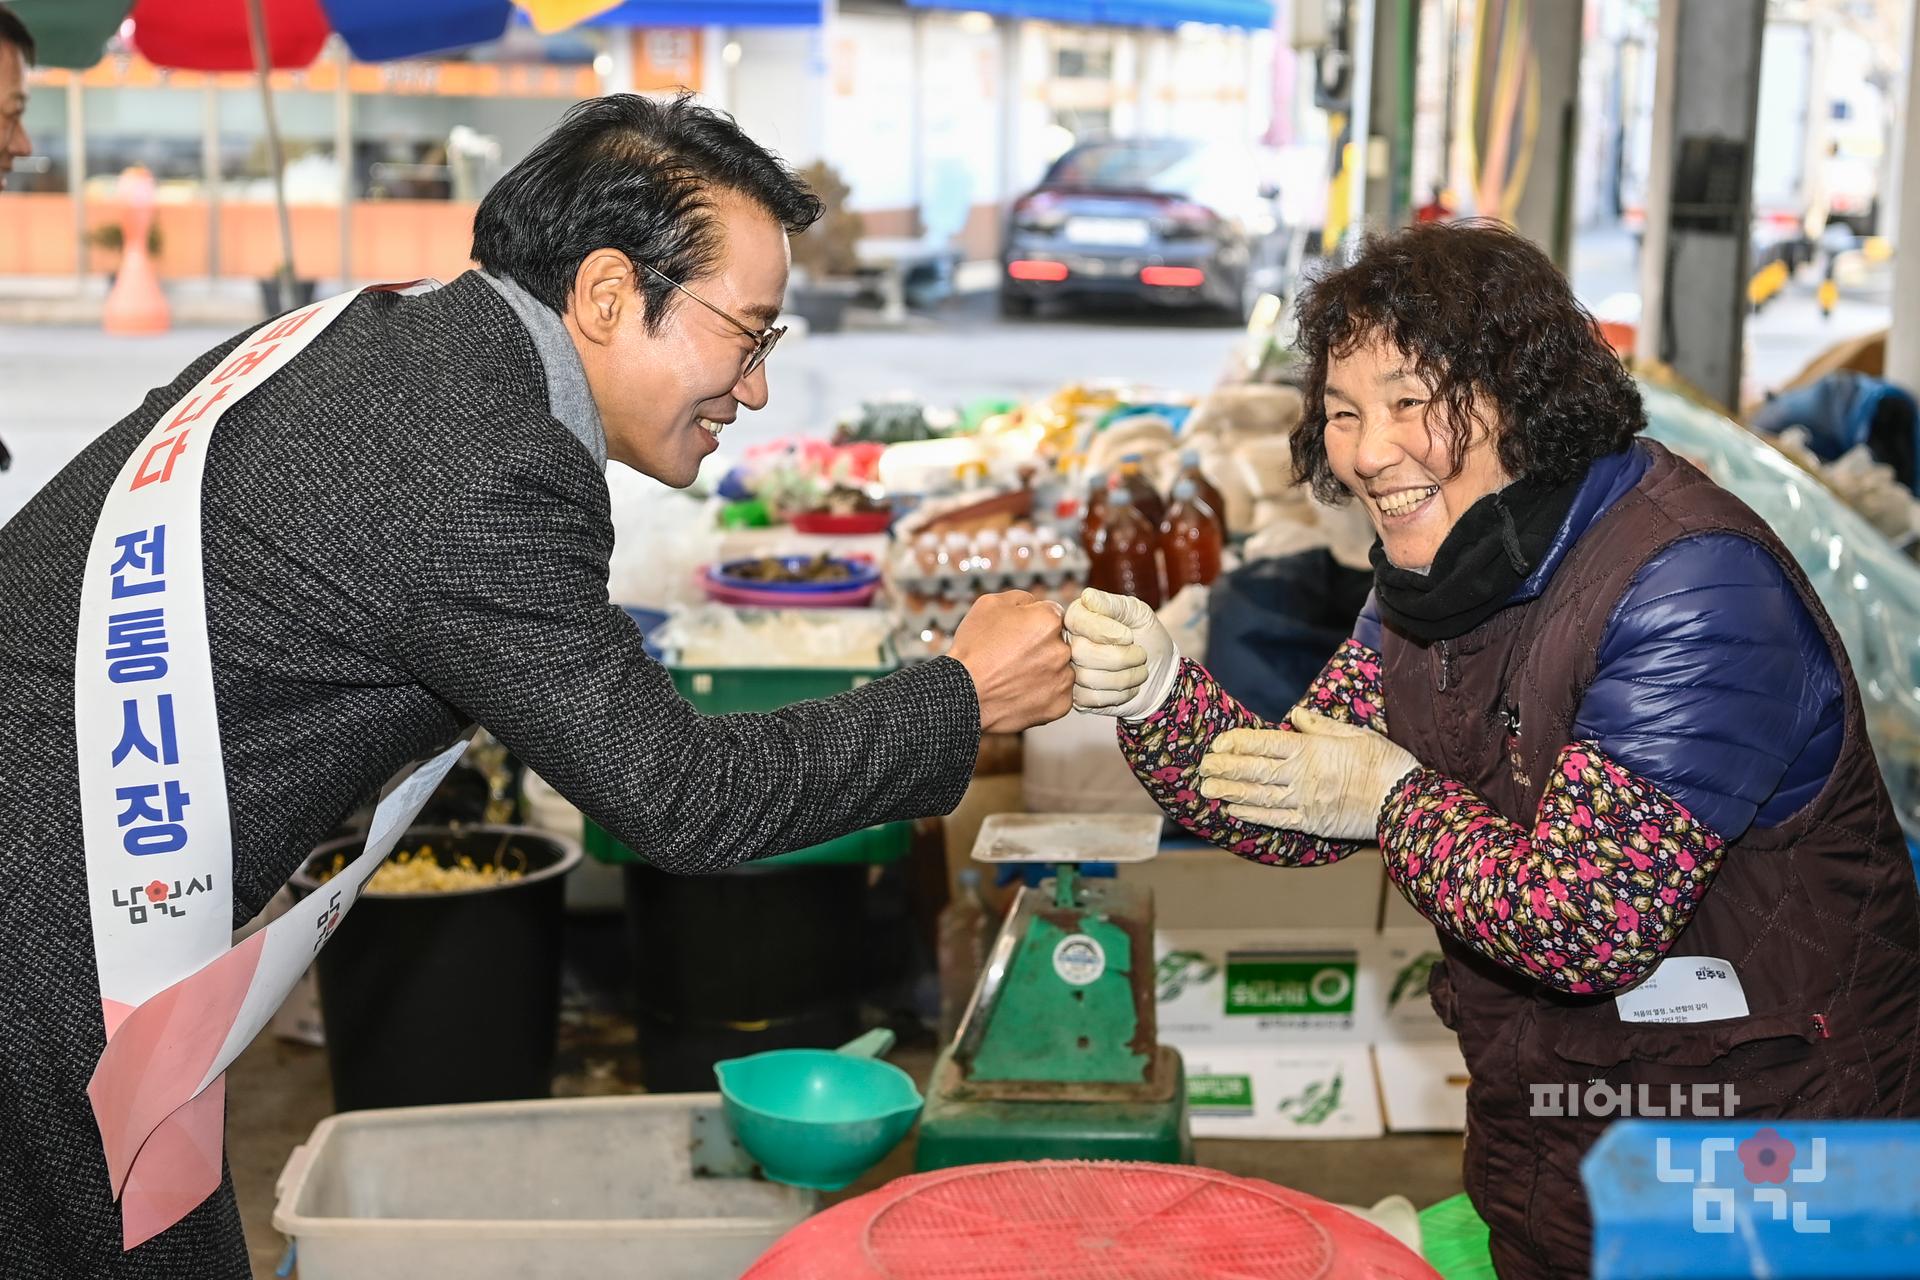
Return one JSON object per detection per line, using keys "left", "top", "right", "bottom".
{"left": 294, "top": 824, "right": 580, "bottom": 1112}
{"left": 623, "top": 859, "right": 868, "bottom": 1092}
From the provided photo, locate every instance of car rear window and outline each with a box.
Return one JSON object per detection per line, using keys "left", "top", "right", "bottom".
{"left": 1042, "top": 141, "right": 1200, "bottom": 192}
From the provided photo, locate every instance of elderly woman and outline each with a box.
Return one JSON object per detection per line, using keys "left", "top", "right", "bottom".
{"left": 1067, "top": 222, "right": 1920, "bottom": 1278}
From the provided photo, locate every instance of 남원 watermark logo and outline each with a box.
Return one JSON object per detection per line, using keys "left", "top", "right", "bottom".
{"left": 1656, "top": 1127, "right": 1830, "bottom": 1234}
{"left": 1530, "top": 1080, "right": 1742, "bottom": 1119}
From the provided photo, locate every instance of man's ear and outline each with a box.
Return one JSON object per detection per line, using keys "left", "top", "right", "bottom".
{"left": 569, "top": 249, "right": 637, "bottom": 347}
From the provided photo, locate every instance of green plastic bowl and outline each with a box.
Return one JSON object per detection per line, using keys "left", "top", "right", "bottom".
{"left": 716, "top": 1030, "right": 924, "bottom": 1191}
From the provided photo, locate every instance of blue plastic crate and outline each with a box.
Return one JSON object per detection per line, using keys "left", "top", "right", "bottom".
{"left": 1584, "top": 1118, "right": 1920, "bottom": 1278}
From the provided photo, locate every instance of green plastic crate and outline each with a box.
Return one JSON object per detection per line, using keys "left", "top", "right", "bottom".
{"left": 667, "top": 665, "right": 891, "bottom": 715}
{"left": 1418, "top": 1194, "right": 1496, "bottom": 1280}
{"left": 584, "top": 664, "right": 913, "bottom": 869}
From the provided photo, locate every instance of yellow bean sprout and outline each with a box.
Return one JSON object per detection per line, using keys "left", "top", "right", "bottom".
{"left": 320, "top": 842, "right": 529, "bottom": 894}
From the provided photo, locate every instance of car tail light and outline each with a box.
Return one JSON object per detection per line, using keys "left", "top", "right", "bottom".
{"left": 1141, "top": 266, "right": 1205, "bottom": 287}
{"left": 1009, "top": 260, "right": 1070, "bottom": 282}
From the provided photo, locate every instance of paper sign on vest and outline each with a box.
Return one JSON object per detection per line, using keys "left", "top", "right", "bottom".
{"left": 73, "top": 284, "right": 467, "bottom": 1249}
{"left": 1613, "top": 955, "right": 1751, "bottom": 1025}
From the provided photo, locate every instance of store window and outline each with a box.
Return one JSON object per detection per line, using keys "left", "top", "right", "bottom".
{"left": 4, "top": 80, "right": 66, "bottom": 193}
{"left": 1055, "top": 44, "right": 1114, "bottom": 79}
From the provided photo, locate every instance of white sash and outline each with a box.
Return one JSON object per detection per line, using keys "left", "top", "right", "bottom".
{"left": 74, "top": 284, "right": 470, "bottom": 1248}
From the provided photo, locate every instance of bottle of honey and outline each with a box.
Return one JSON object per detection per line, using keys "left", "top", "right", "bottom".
{"left": 1176, "top": 448, "right": 1229, "bottom": 538}
{"left": 1080, "top": 470, "right": 1112, "bottom": 556}
{"left": 1088, "top": 486, "right": 1165, "bottom": 608}
{"left": 1161, "top": 477, "right": 1223, "bottom": 593}
{"left": 1117, "top": 458, "right": 1166, "bottom": 528}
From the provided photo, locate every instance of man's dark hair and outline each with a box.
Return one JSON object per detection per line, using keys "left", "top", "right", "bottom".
{"left": 0, "top": 4, "right": 36, "bottom": 64}
{"left": 1290, "top": 219, "right": 1645, "bottom": 503}
{"left": 472, "top": 92, "right": 822, "bottom": 329}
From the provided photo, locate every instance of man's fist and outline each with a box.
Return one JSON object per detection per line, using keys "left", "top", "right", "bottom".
{"left": 950, "top": 590, "right": 1074, "bottom": 734}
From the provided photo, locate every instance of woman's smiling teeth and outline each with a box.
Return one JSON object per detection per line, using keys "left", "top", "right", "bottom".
{"left": 1375, "top": 485, "right": 1440, "bottom": 517}
{"left": 698, "top": 417, "right": 727, "bottom": 440}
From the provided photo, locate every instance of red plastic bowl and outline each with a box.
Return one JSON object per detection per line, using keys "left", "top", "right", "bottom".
{"left": 789, "top": 510, "right": 895, "bottom": 536}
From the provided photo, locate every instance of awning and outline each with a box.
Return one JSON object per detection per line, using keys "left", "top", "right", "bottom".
{"left": 583, "top": 0, "right": 825, "bottom": 27}
{"left": 130, "top": 0, "right": 332, "bottom": 72}
{"left": 905, "top": 0, "right": 1099, "bottom": 24}
{"left": 323, "top": 0, "right": 514, "bottom": 61}
{"left": 906, "top": 0, "right": 1271, "bottom": 29}
{"left": 13, "top": 0, "right": 131, "bottom": 70}
{"left": 1097, "top": 0, "right": 1273, "bottom": 29}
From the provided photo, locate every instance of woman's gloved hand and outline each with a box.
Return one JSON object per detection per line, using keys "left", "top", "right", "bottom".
{"left": 1064, "top": 588, "right": 1180, "bottom": 720}
{"left": 1197, "top": 707, "right": 1420, "bottom": 840}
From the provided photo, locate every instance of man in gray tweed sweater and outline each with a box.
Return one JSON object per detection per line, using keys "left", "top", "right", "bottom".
{"left": 0, "top": 94, "right": 1071, "bottom": 1276}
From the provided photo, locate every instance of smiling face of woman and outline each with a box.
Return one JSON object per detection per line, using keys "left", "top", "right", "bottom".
{"left": 1321, "top": 334, "right": 1513, "bottom": 572}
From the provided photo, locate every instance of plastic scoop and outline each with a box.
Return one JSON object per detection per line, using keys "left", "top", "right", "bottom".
{"left": 715, "top": 1029, "right": 924, "bottom": 1191}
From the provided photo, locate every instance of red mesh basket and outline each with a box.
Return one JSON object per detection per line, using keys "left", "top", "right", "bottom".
{"left": 743, "top": 1160, "right": 1442, "bottom": 1279}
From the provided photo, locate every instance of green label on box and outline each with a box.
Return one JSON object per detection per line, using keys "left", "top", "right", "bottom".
{"left": 1188, "top": 1074, "right": 1255, "bottom": 1113}
{"left": 1224, "top": 951, "right": 1357, "bottom": 1016}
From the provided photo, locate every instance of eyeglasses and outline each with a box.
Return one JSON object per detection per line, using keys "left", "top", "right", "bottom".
{"left": 641, "top": 262, "right": 786, "bottom": 380}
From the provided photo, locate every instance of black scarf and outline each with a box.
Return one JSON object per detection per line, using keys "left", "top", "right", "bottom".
{"left": 1370, "top": 469, "right": 1584, "bottom": 644}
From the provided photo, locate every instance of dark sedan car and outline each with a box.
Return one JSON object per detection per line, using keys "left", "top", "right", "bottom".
{"left": 999, "top": 137, "right": 1292, "bottom": 320}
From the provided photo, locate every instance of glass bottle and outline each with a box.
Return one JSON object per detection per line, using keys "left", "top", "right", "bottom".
{"left": 1177, "top": 448, "right": 1230, "bottom": 539}
{"left": 1088, "top": 486, "right": 1165, "bottom": 607}
{"left": 1117, "top": 458, "right": 1166, "bottom": 528}
{"left": 1161, "top": 477, "right": 1224, "bottom": 593}
{"left": 1081, "top": 470, "right": 1112, "bottom": 556}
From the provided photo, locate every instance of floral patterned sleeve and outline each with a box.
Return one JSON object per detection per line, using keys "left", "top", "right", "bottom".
{"left": 1379, "top": 742, "right": 1728, "bottom": 994}
{"left": 1116, "top": 639, "right": 1387, "bottom": 867}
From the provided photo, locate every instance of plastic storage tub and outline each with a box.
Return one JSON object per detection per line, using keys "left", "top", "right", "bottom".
{"left": 585, "top": 663, "right": 912, "bottom": 870}
{"left": 273, "top": 1093, "right": 815, "bottom": 1280}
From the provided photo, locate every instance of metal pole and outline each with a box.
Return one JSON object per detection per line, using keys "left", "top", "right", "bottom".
{"left": 1348, "top": 0, "right": 1377, "bottom": 255}
{"left": 335, "top": 39, "right": 351, "bottom": 290}
{"left": 203, "top": 83, "right": 221, "bottom": 280}
{"left": 1394, "top": 0, "right": 1415, "bottom": 224}
{"left": 1884, "top": 0, "right": 1920, "bottom": 392}
{"left": 68, "top": 75, "right": 85, "bottom": 281}
{"left": 244, "top": 0, "right": 297, "bottom": 300}
{"left": 999, "top": 18, "right": 1022, "bottom": 207}
{"left": 909, "top": 9, "right": 925, "bottom": 229}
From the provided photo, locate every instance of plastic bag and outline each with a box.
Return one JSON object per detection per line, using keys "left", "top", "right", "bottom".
{"left": 1643, "top": 382, "right": 1920, "bottom": 838}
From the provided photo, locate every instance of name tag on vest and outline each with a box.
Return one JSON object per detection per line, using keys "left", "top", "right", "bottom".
{"left": 1614, "top": 955, "right": 1750, "bottom": 1024}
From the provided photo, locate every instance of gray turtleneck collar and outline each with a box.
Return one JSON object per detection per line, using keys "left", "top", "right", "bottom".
{"left": 481, "top": 271, "right": 608, "bottom": 469}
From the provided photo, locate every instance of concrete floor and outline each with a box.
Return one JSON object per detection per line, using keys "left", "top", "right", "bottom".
{"left": 229, "top": 915, "right": 1467, "bottom": 1279}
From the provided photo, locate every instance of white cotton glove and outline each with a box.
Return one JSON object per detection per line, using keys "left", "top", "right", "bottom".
{"left": 1063, "top": 588, "right": 1181, "bottom": 720}
{"left": 1196, "top": 707, "right": 1421, "bottom": 840}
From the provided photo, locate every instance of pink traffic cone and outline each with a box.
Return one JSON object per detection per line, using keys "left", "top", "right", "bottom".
{"left": 103, "top": 167, "right": 171, "bottom": 336}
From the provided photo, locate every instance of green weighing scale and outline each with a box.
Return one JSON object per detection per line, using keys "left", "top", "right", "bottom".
{"left": 915, "top": 813, "right": 1194, "bottom": 1171}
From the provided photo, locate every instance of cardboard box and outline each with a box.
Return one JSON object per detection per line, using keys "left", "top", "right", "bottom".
{"left": 1183, "top": 1044, "right": 1385, "bottom": 1140}
{"left": 1129, "top": 841, "right": 1386, "bottom": 933}
{"left": 1370, "top": 928, "right": 1467, "bottom": 1132}
{"left": 1379, "top": 871, "right": 1430, "bottom": 931}
{"left": 1374, "top": 927, "right": 1453, "bottom": 1044}
{"left": 1156, "top": 928, "right": 1381, "bottom": 1046}
{"left": 1373, "top": 1041, "right": 1471, "bottom": 1132}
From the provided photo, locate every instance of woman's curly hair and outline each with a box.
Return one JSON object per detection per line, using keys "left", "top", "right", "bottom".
{"left": 1290, "top": 220, "right": 1644, "bottom": 503}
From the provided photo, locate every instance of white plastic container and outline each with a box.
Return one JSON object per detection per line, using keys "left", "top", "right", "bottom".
{"left": 273, "top": 1093, "right": 814, "bottom": 1280}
